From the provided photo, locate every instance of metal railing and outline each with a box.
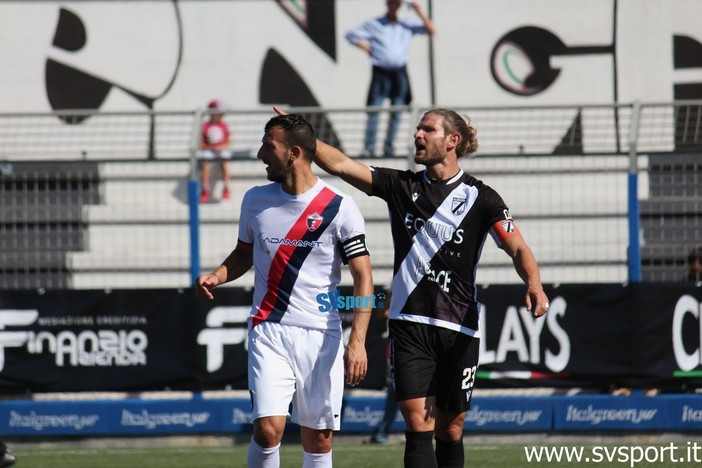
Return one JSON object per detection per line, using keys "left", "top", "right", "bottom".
{"left": 1, "top": 102, "right": 701, "bottom": 289}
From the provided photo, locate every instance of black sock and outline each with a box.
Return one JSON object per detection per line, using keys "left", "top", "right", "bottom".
{"left": 404, "top": 431, "right": 437, "bottom": 468}
{"left": 435, "top": 437, "right": 464, "bottom": 468}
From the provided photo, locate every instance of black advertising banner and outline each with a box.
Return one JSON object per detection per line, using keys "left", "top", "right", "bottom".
{"left": 0, "top": 284, "right": 700, "bottom": 394}
{"left": 475, "top": 283, "right": 702, "bottom": 389}
{"left": 0, "top": 288, "right": 389, "bottom": 393}
{"left": 0, "top": 289, "right": 203, "bottom": 393}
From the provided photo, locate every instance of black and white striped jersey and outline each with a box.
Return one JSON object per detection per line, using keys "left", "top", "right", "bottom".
{"left": 371, "top": 167, "right": 510, "bottom": 337}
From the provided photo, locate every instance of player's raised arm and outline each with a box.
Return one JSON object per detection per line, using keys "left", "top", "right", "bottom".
{"left": 273, "top": 106, "right": 373, "bottom": 194}
{"left": 315, "top": 139, "right": 373, "bottom": 195}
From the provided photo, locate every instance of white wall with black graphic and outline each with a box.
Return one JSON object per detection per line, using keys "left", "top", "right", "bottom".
{"left": 1, "top": 0, "right": 701, "bottom": 116}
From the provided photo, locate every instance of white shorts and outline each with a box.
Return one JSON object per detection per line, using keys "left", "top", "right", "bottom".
{"left": 199, "top": 149, "right": 232, "bottom": 160}
{"left": 248, "top": 322, "right": 344, "bottom": 430}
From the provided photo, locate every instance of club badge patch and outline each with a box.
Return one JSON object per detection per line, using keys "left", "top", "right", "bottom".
{"left": 451, "top": 197, "right": 466, "bottom": 215}
{"left": 501, "top": 219, "right": 516, "bottom": 233}
{"left": 307, "top": 212, "right": 324, "bottom": 232}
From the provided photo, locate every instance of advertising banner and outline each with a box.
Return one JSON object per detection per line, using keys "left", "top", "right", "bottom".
{"left": 0, "top": 284, "right": 701, "bottom": 393}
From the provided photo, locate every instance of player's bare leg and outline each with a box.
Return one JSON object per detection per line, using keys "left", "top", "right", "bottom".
{"left": 435, "top": 409, "right": 466, "bottom": 467}
{"left": 301, "top": 427, "right": 333, "bottom": 467}
{"left": 199, "top": 160, "right": 212, "bottom": 202}
{"left": 220, "top": 159, "right": 231, "bottom": 198}
{"left": 248, "top": 416, "right": 286, "bottom": 468}
{"left": 399, "top": 397, "right": 438, "bottom": 468}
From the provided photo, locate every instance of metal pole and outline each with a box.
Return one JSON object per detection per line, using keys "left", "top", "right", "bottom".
{"left": 627, "top": 101, "right": 642, "bottom": 282}
{"left": 427, "top": 0, "right": 436, "bottom": 106}
{"left": 188, "top": 110, "right": 202, "bottom": 284}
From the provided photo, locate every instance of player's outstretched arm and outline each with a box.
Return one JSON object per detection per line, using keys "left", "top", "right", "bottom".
{"left": 195, "top": 241, "right": 253, "bottom": 300}
{"left": 315, "top": 139, "right": 373, "bottom": 195}
{"left": 344, "top": 254, "right": 373, "bottom": 386}
{"left": 273, "top": 106, "right": 373, "bottom": 194}
{"left": 500, "top": 234, "right": 549, "bottom": 318}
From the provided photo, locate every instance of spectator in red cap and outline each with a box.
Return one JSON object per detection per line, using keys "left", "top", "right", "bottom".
{"left": 198, "top": 99, "right": 232, "bottom": 203}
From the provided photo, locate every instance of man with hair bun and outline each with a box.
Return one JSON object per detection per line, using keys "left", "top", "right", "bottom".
{"left": 278, "top": 106, "right": 549, "bottom": 467}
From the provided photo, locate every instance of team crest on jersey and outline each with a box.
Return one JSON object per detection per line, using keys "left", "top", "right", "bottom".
{"left": 451, "top": 197, "right": 466, "bottom": 215}
{"left": 501, "top": 219, "right": 516, "bottom": 233}
{"left": 307, "top": 212, "right": 324, "bottom": 232}
{"left": 501, "top": 209, "right": 515, "bottom": 233}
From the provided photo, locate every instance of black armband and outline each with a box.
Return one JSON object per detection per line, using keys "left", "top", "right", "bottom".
{"left": 338, "top": 234, "right": 370, "bottom": 264}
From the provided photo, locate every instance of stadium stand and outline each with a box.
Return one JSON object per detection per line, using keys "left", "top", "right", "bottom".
{"left": 0, "top": 162, "right": 99, "bottom": 289}
{"left": 1, "top": 103, "right": 701, "bottom": 289}
{"left": 641, "top": 153, "right": 702, "bottom": 281}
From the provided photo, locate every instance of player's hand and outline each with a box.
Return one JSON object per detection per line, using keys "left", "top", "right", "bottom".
{"left": 273, "top": 106, "right": 287, "bottom": 117}
{"left": 343, "top": 341, "right": 367, "bottom": 387}
{"left": 526, "top": 286, "right": 549, "bottom": 318}
{"left": 195, "top": 273, "right": 219, "bottom": 300}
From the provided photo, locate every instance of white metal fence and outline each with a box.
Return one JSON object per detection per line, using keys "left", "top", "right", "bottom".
{"left": 1, "top": 102, "right": 700, "bottom": 289}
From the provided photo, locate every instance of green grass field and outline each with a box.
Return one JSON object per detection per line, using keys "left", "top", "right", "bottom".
{"left": 12, "top": 439, "right": 702, "bottom": 467}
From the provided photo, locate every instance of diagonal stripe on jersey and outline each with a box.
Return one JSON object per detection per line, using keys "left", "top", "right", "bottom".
{"left": 390, "top": 183, "right": 480, "bottom": 334}
{"left": 252, "top": 187, "right": 342, "bottom": 327}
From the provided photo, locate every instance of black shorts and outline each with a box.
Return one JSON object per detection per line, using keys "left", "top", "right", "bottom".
{"left": 389, "top": 320, "right": 479, "bottom": 413}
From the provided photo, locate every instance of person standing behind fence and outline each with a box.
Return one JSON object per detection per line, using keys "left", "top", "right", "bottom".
{"left": 199, "top": 99, "right": 232, "bottom": 203}
{"left": 196, "top": 114, "right": 373, "bottom": 468}
{"left": 346, "top": 0, "right": 435, "bottom": 158}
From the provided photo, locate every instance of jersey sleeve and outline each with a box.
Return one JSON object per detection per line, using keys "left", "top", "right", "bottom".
{"left": 370, "top": 166, "right": 401, "bottom": 200}
{"left": 237, "top": 190, "right": 254, "bottom": 244}
{"left": 345, "top": 19, "right": 373, "bottom": 44}
{"left": 337, "top": 195, "right": 366, "bottom": 242}
{"left": 402, "top": 18, "right": 428, "bottom": 35}
{"left": 481, "top": 186, "right": 516, "bottom": 247}
{"left": 336, "top": 195, "right": 369, "bottom": 264}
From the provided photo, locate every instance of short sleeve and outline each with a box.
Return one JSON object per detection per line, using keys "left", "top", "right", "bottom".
{"left": 481, "top": 186, "right": 509, "bottom": 226}
{"left": 237, "top": 190, "right": 254, "bottom": 244}
{"left": 337, "top": 195, "right": 366, "bottom": 242}
{"left": 370, "top": 166, "right": 400, "bottom": 201}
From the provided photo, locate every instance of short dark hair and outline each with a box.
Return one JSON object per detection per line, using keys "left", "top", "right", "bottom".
{"left": 264, "top": 114, "right": 317, "bottom": 159}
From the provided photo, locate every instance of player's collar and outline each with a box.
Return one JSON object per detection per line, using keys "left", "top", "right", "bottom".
{"left": 422, "top": 169, "right": 464, "bottom": 185}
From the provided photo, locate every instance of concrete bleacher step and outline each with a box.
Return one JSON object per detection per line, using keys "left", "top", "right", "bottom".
{"left": 0, "top": 161, "right": 101, "bottom": 289}
{"left": 640, "top": 218, "right": 702, "bottom": 242}
{"left": 70, "top": 263, "right": 628, "bottom": 289}
{"left": 64, "top": 154, "right": 639, "bottom": 289}
{"left": 641, "top": 242, "right": 700, "bottom": 260}
{"left": 87, "top": 192, "right": 393, "bottom": 222}
{"left": 68, "top": 268, "right": 398, "bottom": 290}
{"left": 642, "top": 265, "right": 688, "bottom": 282}
{"left": 640, "top": 198, "right": 702, "bottom": 215}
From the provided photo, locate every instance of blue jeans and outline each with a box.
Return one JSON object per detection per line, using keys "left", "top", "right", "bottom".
{"left": 364, "top": 66, "right": 410, "bottom": 156}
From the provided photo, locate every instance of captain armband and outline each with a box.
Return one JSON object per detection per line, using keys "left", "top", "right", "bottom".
{"left": 338, "top": 234, "right": 370, "bottom": 264}
{"left": 489, "top": 213, "right": 521, "bottom": 247}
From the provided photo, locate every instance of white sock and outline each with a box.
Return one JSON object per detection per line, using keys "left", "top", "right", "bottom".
{"left": 303, "top": 450, "right": 333, "bottom": 468}
{"left": 247, "top": 437, "right": 280, "bottom": 468}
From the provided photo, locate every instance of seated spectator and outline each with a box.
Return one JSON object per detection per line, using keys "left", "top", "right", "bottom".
{"left": 199, "top": 99, "right": 232, "bottom": 203}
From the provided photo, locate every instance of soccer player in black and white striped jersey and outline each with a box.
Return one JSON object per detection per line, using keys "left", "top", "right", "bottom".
{"left": 278, "top": 106, "right": 549, "bottom": 468}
